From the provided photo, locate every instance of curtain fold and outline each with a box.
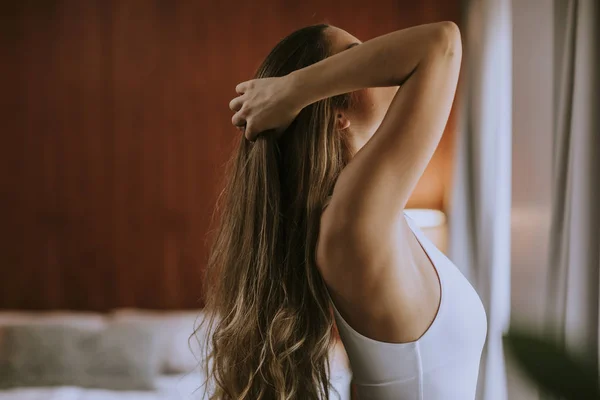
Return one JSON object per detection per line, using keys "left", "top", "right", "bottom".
{"left": 545, "top": 0, "right": 600, "bottom": 393}
{"left": 449, "top": 0, "right": 512, "bottom": 399}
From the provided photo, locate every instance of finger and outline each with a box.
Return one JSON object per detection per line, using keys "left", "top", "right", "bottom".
{"left": 228, "top": 95, "right": 244, "bottom": 112}
{"left": 231, "top": 112, "right": 246, "bottom": 128}
{"left": 235, "top": 80, "right": 251, "bottom": 95}
{"left": 244, "top": 122, "right": 255, "bottom": 141}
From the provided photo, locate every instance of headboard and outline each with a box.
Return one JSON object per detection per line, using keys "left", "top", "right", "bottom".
{"left": 1, "top": 0, "right": 459, "bottom": 310}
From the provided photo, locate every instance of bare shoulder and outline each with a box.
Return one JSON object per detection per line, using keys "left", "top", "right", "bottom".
{"left": 316, "top": 196, "right": 442, "bottom": 343}
{"left": 315, "top": 197, "right": 410, "bottom": 298}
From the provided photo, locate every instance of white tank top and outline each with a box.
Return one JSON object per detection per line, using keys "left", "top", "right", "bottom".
{"left": 322, "top": 199, "right": 487, "bottom": 400}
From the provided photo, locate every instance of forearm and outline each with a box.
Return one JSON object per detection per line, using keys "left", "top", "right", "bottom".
{"left": 289, "top": 21, "right": 460, "bottom": 107}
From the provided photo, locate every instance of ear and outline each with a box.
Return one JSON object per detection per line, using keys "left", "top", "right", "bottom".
{"left": 336, "top": 112, "right": 351, "bottom": 131}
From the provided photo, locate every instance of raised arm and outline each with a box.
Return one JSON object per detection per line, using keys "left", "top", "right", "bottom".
{"left": 231, "top": 21, "right": 461, "bottom": 237}
{"left": 294, "top": 22, "right": 461, "bottom": 231}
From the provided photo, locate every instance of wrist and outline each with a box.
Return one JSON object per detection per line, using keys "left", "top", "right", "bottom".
{"left": 286, "top": 70, "right": 313, "bottom": 112}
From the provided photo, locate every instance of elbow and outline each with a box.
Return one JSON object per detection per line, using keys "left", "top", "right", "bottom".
{"left": 430, "top": 21, "right": 462, "bottom": 58}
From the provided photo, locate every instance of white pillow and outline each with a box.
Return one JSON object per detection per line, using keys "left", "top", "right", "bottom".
{"left": 0, "top": 311, "right": 106, "bottom": 331}
{"left": 110, "top": 309, "right": 205, "bottom": 374}
{"left": 0, "top": 323, "right": 162, "bottom": 391}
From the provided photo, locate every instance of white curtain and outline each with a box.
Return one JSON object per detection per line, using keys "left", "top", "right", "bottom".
{"left": 449, "top": 0, "right": 512, "bottom": 399}
{"left": 544, "top": 0, "right": 600, "bottom": 388}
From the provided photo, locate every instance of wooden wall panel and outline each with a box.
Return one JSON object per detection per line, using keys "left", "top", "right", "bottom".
{"left": 0, "top": 0, "right": 460, "bottom": 311}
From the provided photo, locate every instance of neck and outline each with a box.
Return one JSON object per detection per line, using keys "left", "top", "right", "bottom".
{"left": 348, "top": 129, "right": 372, "bottom": 156}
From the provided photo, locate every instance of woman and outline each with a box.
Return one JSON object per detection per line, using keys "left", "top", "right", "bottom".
{"left": 200, "top": 22, "right": 487, "bottom": 399}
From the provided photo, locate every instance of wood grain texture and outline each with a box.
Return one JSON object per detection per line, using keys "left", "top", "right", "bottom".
{"left": 0, "top": 0, "right": 459, "bottom": 310}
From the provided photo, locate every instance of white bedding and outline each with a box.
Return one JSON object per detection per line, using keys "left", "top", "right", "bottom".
{"left": 0, "top": 373, "right": 205, "bottom": 400}
{"left": 0, "top": 310, "right": 352, "bottom": 399}
{"left": 0, "top": 370, "right": 351, "bottom": 400}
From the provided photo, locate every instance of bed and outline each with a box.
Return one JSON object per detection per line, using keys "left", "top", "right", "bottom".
{"left": 0, "top": 310, "right": 352, "bottom": 400}
{"left": 0, "top": 373, "right": 203, "bottom": 400}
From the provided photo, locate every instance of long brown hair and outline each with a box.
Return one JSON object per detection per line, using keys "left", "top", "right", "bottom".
{"left": 195, "top": 24, "right": 353, "bottom": 399}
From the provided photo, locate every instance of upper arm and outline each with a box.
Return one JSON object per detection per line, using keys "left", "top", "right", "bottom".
{"left": 329, "top": 22, "right": 462, "bottom": 235}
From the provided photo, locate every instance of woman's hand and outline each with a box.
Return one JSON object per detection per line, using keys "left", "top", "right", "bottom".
{"left": 229, "top": 75, "right": 302, "bottom": 141}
